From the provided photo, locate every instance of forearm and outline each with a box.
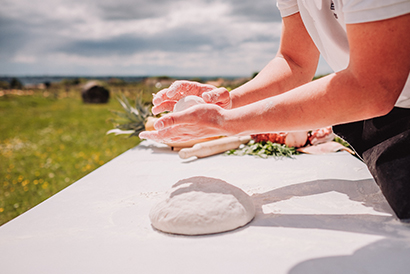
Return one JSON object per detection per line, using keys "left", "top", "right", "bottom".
{"left": 230, "top": 54, "right": 317, "bottom": 109}
{"left": 225, "top": 69, "right": 403, "bottom": 135}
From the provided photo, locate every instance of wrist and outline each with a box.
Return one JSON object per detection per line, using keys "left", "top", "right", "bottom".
{"left": 221, "top": 108, "right": 248, "bottom": 136}
{"left": 229, "top": 87, "right": 245, "bottom": 109}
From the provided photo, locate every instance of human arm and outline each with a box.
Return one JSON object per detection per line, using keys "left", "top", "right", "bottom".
{"left": 229, "top": 12, "right": 320, "bottom": 108}
{"left": 151, "top": 13, "right": 320, "bottom": 114}
{"left": 228, "top": 9, "right": 410, "bottom": 134}
{"left": 140, "top": 13, "right": 410, "bottom": 143}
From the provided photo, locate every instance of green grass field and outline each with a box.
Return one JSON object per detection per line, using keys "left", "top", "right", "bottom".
{"left": 0, "top": 89, "right": 146, "bottom": 225}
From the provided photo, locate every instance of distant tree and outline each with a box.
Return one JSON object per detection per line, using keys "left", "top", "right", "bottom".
{"left": 189, "top": 77, "right": 204, "bottom": 83}
{"left": 108, "top": 78, "right": 126, "bottom": 86}
{"left": 251, "top": 72, "right": 259, "bottom": 79}
{"left": 156, "top": 75, "right": 172, "bottom": 81}
{"left": 9, "top": 78, "right": 23, "bottom": 89}
{"left": 61, "top": 78, "right": 80, "bottom": 86}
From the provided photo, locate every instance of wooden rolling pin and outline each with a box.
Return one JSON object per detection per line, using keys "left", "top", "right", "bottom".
{"left": 178, "top": 136, "right": 251, "bottom": 159}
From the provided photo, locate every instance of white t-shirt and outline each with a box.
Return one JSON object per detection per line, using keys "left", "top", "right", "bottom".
{"left": 276, "top": 0, "right": 410, "bottom": 108}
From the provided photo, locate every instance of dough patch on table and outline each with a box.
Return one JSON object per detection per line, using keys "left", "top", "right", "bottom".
{"left": 149, "top": 176, "right": 255, "bottom": 235}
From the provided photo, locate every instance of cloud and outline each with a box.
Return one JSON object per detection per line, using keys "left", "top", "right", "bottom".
{"left": 0, "top": 0, "right": 332, "bottom": 76}
{"left": 58, "top": 28, "right": 223, "bottom": 57}
{"left": 226, "top": 0, "right": 282, "bottom": 22}
{"left": 96, "top": 0, "right": 183, "bottom": 21}
{"left": 0, "top": 17, "right": 31, "bottom": 57}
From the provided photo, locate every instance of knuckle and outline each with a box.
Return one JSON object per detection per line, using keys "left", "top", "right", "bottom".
{"left": 156, "top": 88, "right": 168, "bottom": 97}
{"left": 165, "top": 115, "right": 176, "bottom": 127}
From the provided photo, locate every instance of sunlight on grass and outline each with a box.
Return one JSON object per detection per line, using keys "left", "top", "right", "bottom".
{"left": 0, "top": 92, "right": 141, "bottom": 225}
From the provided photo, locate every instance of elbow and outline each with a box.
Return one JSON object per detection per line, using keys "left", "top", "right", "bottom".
{"left": 344, "top": 69, "right": 405, "bottom": 119}
{"left": 365, "top": 80, "right": 404, "bottom": 118}
{"left": 278, "top": 52, "right": 319, "bottom": 82}
{"left": 370, "top": 99, "right": 395, "bottom": 118}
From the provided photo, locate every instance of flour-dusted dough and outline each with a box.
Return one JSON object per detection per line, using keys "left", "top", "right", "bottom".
{"left": 149, "top": 176, "right": 255, "bottom": 235}
{"left": 173, "top": 95, "right": 206, "bottom": 112}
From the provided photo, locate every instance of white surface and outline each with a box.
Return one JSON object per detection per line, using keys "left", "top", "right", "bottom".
{"left": 1, "top": 140, "right": 410, "bottom": 274}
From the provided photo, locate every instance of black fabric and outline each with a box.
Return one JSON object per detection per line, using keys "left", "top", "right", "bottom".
{"left": 333, "top": 107, "right": 410, "bottom": 219}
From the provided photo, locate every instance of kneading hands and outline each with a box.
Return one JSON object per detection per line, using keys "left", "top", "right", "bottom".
{"left": 151, "top": 81, "right": 232, "bottom": 115}
{"left": 140, "top": 80, "right": 231, "bottom": 143}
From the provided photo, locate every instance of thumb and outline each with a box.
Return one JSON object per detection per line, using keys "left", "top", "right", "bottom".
{"left": 202, "top": 88, "right": 231, "bottom": 109}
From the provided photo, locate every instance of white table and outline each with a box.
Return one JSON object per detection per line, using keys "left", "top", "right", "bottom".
{"left": 1, "top": 141, "right": 410, "bottom": 274}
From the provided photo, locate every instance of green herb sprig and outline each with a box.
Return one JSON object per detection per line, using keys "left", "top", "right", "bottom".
{"left": 226, "top": 140, "right": 299, "bottom": 158}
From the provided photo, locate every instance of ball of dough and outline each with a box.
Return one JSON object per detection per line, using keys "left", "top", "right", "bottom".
{"left": 149, "top": 176, "right": 255, "bottom": 235}
{"left": 173, "top": 95, "right": 206, "bottom": 112}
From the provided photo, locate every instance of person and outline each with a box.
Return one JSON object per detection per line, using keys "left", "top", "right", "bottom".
{"left": 139, "top": 0, "right": 410, "bottom": 220}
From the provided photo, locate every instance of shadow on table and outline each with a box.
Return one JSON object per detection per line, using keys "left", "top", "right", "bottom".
{"left": 250, "top": 178, "right": 410, "bottom": 273}
{"left": 132, "top": 141, "right": 176, "bottom": 155}
{"left": 288, "top": 237, "right": 410, "bottom": 274}
{"left": 250, "top": 178, "right": 407, "bottom": 237}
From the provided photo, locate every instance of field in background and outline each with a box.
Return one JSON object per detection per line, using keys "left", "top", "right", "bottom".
{"left": 0, "top": 76, "right": 248, "bottom": 225}
{"left": 0, "top": 79, "right": 158, "bottom": 225}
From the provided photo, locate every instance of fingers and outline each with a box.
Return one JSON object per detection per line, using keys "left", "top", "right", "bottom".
{"left": 152, "top": 104, "right": 223, "bottom": 132}
{"left": 152, "top": 112, "right": 188, "bottom": 130}
{"left": 202, "top": 87, "right": 226, "bottom": 103}
{"left": 152, "top": 81, "right": 195, "bottom": 106}
{"left": 139, "top": 125, "right": 194, "bottom": 143}
{"left": 139, "top": 128, "right": 173, "bottom": 143}
{"left": 138, "top": 130, "right": 157, "bottom": 141}
{"left": 139, "top": 104, "right": 225, "bottom": 143}
{"left": 152, "top": 80, "right": 215, "bottom": 107}
{"left": 152, "top": 88, "right": 170, "bottom": 106}
{"left": 151, "top": 100, "right": 177, "bottom": 115}
{"left": 166, "top": 81, "right": 194, "bottom": 98}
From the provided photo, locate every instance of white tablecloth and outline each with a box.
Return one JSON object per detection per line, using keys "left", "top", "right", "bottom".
{"left": 1, "top": 141, "right": 409, "bottom": 274}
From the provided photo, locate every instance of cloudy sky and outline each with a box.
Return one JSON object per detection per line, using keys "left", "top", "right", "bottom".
{"left": 0, "top": 0, "right": 332, "bottom": 77}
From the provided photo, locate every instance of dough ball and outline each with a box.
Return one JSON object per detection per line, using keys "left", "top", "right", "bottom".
{"left": 149, "top": 176, "right": 255, "bottom": 235}
{"left": 173, "top": 95, "right": 206, "bottom": 112}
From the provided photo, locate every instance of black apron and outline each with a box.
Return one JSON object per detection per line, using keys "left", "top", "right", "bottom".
{"left": 333, "top": 107, "right": 410, "bottom": 220}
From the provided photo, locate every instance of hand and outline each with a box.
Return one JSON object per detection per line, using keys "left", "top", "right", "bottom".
{"left": 139, "top": 104, "right": 228, "bottom": 143}
{"left": 151, "top": 80, "right": 232, "bottom": 115}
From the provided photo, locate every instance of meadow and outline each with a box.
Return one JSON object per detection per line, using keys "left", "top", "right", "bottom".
{"left": 0, "top": 80, "right": 159, "bottom": 225}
